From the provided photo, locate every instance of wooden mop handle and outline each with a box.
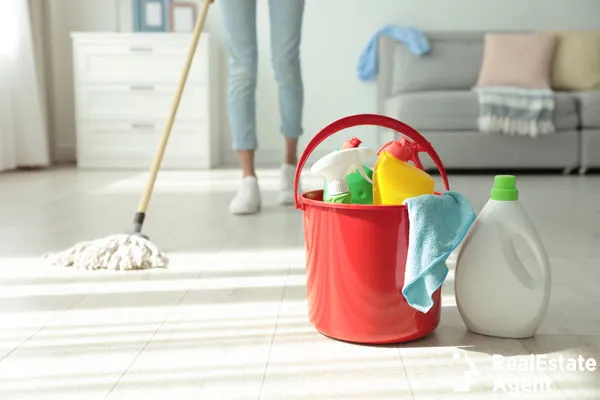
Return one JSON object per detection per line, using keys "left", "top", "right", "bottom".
{"left": 136, "top": 0, "right": 211, "bottom": 219}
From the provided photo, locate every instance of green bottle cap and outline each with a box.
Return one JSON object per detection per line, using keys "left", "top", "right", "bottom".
{"left": 491, "top": 175, "right": 518, "bottom": 201}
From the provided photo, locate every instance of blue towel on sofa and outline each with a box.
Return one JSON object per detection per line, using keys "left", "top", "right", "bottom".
{"left": 402, "top": 191, "right": 476, "bottom": 313}
{"left": 357, "top": 25, "right": 430, "bottom": 81}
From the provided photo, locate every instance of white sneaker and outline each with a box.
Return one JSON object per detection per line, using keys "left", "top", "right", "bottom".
{"left": 229, "top": 176, "right": 261, "bottom": 215}
{"left": 278, "top": 163, "right": 300, "bottom": 205}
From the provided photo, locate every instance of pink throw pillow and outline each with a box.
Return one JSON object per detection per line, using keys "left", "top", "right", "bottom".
{"left": 476, "top": 33, "right": 557, "bottom": 89}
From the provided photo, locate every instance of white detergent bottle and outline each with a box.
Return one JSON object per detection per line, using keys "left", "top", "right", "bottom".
{"left": 454, "top": 175, "right": 551, "bottom": 339}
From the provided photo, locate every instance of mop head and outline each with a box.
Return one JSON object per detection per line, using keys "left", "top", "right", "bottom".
{"left": 44, "top": 234, "right": 169, "bottom": 271}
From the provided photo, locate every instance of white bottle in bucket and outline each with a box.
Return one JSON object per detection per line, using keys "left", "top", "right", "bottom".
{"left": 454, "top": 175, "right": 551, "bottom": 338}
{"left": 311, "top": 147, "right": 373, "bottom": 204}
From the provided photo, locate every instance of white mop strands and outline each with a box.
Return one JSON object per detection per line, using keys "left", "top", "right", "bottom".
{"left": 44, "top": 234, "right": 169, "bottom": 271}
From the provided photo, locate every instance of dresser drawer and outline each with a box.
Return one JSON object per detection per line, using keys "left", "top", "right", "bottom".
{"left": 71, "top": 33, "right": 219, "bottom": 169}
{"left": 77, "top": 119, "right": 210, "bottom": 161}
{"left": 78, "top": 83, "right": 207, "bottom": 121}
{"left": 73, "top": 39, "right": 208, "bottom": 84}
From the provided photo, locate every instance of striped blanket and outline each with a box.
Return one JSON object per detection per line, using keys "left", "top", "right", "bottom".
{"left": 474, "top": 87, "right": 555, "bottom": 138}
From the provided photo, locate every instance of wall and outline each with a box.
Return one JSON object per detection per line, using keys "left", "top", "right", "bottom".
{"left": 44, "top": 0, "right": 600, "bottom": 165}
{"left": 28, "top": 0, "right": 51, "bottom": 159}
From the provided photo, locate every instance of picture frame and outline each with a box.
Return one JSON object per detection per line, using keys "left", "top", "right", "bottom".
{"left": 133, "top": 0, "right": 169, "bottom": 32}
{"left": 169, "top": 2, "right": 197, "bottom": 33}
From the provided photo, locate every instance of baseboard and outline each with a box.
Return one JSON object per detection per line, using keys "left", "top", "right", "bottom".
{"left": 53, "top": 145, "right": 76, "bottom": 164}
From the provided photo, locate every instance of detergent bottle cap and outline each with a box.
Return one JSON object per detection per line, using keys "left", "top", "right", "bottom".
{"left": 491, "top": 175, "right": 519, "bottom": 201}
{"left": 377, "top": 138, "right": 413, "bottom": 161}
{"left": 328, "top": 179, "right": 349, "bottom": 195}
{"left": 341, "top": 137, "right": 362, "bottom": 149}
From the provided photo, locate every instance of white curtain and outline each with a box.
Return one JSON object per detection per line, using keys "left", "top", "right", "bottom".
{"left": 0, "top": 0, "right": 50, "bottom": 172}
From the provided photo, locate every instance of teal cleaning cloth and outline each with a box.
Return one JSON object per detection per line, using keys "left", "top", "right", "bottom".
{"left": 357, "top": 25, "right": 430, "bottom": 81}
{"left": 402, "top": 191, "right": 476, "bottom": 313}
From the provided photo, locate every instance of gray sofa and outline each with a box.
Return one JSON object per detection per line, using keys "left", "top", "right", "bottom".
{"left": 376, "top": 31, "right": 600, "bottom": 174}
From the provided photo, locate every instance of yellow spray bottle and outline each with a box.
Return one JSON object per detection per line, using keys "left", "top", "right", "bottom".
{"left": 373, "top": 138, "right": 435, "bottom": 205}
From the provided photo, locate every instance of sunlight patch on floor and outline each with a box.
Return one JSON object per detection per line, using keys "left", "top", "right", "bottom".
{"left": 0, "top": 275, "right": 296, "bottom": 298}
{"left": 91, "top": 169, "right": 323, "bottom": 194}
{"left": 168, "top": 248, "right": 306, "bottom": 269}
{"left": 0, "top": 247, "right": 306, "bottom": 277}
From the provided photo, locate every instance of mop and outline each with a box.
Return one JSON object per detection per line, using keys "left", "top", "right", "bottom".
{"left": 44, "top": 1, "right": 212, "bottom": 270}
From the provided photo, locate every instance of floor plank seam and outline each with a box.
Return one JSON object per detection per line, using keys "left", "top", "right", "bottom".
{"left": 103, "top": 289, "right": 190, "bottom": 399}
{"left": 397, "top": 349, "right": 415, "bottom": 400}
{"left": 257, "top": 263, "right": 292, "bottom": 400}
{"left": 0, "top": 294, "right": 86, "bottom": 364}
{"left": 518, "top": 338, "right": 571, "bottom": 399}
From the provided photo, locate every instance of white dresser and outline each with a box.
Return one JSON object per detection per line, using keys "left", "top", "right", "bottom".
{"left": 71, "top": 32, "right": 220, "bottom": 169}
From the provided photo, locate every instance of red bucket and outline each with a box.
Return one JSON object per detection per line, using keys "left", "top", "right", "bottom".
{"left": 293, "top": 114, "right": 450, "bottom": 344}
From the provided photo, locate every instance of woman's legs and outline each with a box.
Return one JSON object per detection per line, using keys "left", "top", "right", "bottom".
{"left": 268, "top": 0, "right": 305, "bottom": 204}
{"left": 219, "top": 0, "right": 261, "bottom": 214}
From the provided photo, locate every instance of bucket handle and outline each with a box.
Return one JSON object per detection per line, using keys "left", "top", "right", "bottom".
{"left": 294, "top": 114, "right": 450, "bottom": 210}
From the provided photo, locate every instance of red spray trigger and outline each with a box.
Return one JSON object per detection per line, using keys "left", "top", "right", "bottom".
{"left": 341, "top": 137, "right": 362, "bottom": 149}
{"left": 377, "top": 138, "right": 425, "bottom": 170}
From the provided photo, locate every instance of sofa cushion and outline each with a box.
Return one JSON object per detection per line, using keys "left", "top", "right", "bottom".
{"left": 476, "top": 33, "right": 557, "bottom": 89}
{"left": 392, "top": 33, "right": 484, "bottom": 94}
{"left": 574, "top": 91, "right": 600, "bottom": 128}
{"left": 549, "top": 31, "right": 600, "bottom": 90}
{"left": 385, "top": 91, "right": 578, "bottom": 131}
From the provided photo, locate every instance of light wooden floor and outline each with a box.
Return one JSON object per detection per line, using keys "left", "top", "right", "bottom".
{"left": 0, "top": 167, "right": 598, "bottom": 399}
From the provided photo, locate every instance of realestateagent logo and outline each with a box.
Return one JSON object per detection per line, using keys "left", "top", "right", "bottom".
{"left": 453, "top": 352, "right": 597, "bottom": 394}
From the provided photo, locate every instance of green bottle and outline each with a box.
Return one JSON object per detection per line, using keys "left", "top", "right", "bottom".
{"left": 327, "top": 191, "right": 353, "bottom": 204}
{"left": 347, "top": 165, "right": 374, "bottom": 204}
{"left": 323, "top": 165, "right": 373, "bottom": 204}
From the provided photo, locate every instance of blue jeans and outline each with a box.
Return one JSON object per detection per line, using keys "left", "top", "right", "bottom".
{"left": 218, "top": 0, "right": 305, "bottom": 151}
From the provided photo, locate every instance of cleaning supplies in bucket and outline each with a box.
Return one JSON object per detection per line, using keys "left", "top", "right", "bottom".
{"left": 312, "top": 141, "right": 373, "bottom": 204}
{"left": 373, "top": 138, "right": 435, "bottom": 205}
{"left": 294, "top": 113, "right": 455, "bottom": 344}
{"left": 454, "top": 175, "right": 551, "bottom": 338}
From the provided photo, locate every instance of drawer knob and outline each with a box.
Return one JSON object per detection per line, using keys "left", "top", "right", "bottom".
{"left": 129, "top": 46, "right": 153, "bottom": 53}
{"left": 132, "top": 123, "right": 156, "bottom": 130}
{"left": 130, "top": 85, "right": 155, "bottom": 91}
